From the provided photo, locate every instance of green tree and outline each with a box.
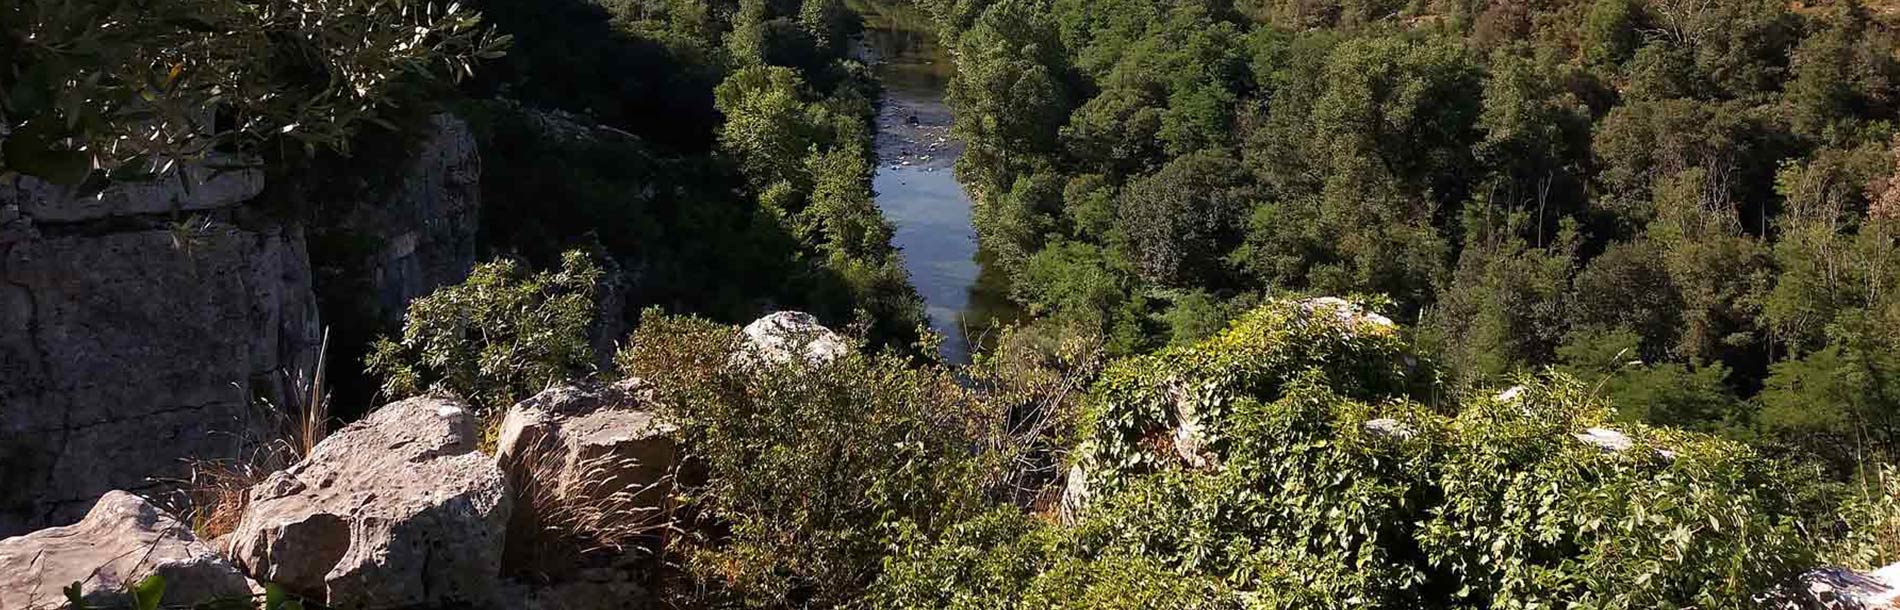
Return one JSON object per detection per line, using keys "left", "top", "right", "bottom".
{"left": 1580, "top": 0, "right": 1639, "bottom": 68}
{"left": 1, "top": 0, "right": 503, "bottom": 185}
{"left": 1116, "top": 150, "right": 1253, "bottom": 287}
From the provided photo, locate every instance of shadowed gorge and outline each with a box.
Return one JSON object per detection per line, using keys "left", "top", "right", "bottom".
{"left": 6, "top": 0, "right": 1900, "bottom": 609}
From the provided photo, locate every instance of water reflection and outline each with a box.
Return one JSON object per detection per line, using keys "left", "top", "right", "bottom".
{"left": 861, "top": 3, "right": 1016, "bottom": 363}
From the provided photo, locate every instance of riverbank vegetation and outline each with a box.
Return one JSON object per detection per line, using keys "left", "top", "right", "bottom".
{"left": 924, "top": 0, "right": 1900, "bottom": 473}
{"left": 19, "top": 0, "right": 1900, "bottom": 607}
{"left": 455, "top": 0, "right": 926, "bottom": 347}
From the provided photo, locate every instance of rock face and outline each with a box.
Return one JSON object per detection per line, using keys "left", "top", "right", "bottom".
{"left": 0, "top": 491, "right": 253, "bottom": 610}
{"left": 336, "top": 114, "right": 482, "bottom": 328}
{"left": 227, "top": 397, "right": 511, "bottom": 608}
{"left": 0, "top": 162, "right": 320, "bottom": 535}
{"left": 1168, "top": 380, "right": 1218, "bottom": 470}
{"left": 1057, "top": 464, "right": 1090, "bottom": 526}
{"left": 495, "top": 380, "right": 676, "bottom": 572}
{"left": 739, "top": 311, "right": 848, "bottom": 365}
{"left": 0, "top": 114, "right": 481, "bottom": 536}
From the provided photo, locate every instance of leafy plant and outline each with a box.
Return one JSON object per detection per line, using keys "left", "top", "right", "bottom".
{"left": 367, "top": 250, "right": 602, "bottom": 419}
{"left": 0, "top": 0, "right": 508, "bottom": 186}
{"left": 878, "top": 302, "right": 1839, "bottom": 609}
{"left": 619, "top": 310, "right": 998, "bottom": 608}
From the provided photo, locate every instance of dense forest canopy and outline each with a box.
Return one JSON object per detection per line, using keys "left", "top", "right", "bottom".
{"left": 925, "top": 0, "right": 1900, "bottom": 469}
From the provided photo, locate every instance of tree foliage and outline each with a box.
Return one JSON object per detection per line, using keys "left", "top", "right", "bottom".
{"left": 367, "top": 251, "right": 602, "bottom": 416}
{"left": 926, "top": 0, "right": 1900, "bottom": 465}
{"left": 0, "top": 0, "right": 505, "bottom": 185}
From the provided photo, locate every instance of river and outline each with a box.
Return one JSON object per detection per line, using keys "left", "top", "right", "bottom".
{"left": 863, "top": 11, "right": 991, "bottom": 364}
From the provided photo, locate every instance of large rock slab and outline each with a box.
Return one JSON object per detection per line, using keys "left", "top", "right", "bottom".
{"left": 0, "top": 218, "right": 319, "bottom": 534}
{"left": 0, "top": 491, "right": 254, "bottom": 610}
{"left": 0, "top": 155, "right": 265, "bottom": 223}
{"left": 1775, "top": 563, "right": 1900, "bottom": 609}
{"left": 495, "top": 380, "right": 676, "bottom": 572}
{"left": 227, "top": 397, "right": 510, "bottom": 608}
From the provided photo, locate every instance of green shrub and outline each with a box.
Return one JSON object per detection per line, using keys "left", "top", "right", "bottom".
{"left": 1079, "top": 298, "right": 1422, "bottom": 487}
{"left": 367, "top": 251, "right": 602, "bottom": 417}
{"left": 619, "top": 310, "right": 998, "bottom": 608}
{"left": 879, "top": 301, "right": 1838, "bottom": 609}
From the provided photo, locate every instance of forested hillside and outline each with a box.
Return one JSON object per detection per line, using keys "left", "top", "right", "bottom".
{"left": 452, "top": 0, "right": 924, "bottom": 345}
{"left": 927, "top": 0, "right": 1900, "bottom": 468}
{"left": 11, "top": 0, "right": 1900, "bottom": 608}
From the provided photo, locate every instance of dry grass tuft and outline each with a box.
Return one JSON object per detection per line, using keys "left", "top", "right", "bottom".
{"left": 504, "top": 433, "right": 679, "bottom": 578}
{"left": 169, "top": 329, "right": 335, "bottom": 539}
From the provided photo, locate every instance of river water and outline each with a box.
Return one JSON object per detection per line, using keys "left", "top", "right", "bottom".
{"left": 864, "top": 19, "right": 985, "bottom": 363}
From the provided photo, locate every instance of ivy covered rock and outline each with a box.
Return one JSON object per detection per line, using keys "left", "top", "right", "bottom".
{"left": 1077, "top": 298, "right": 1422, "bottom": 488}
{"left": 227, "top": 396, "right": 511, "bottom": 608}
{"left": 878, "top": 300, "right": 1836, "bottom": 609}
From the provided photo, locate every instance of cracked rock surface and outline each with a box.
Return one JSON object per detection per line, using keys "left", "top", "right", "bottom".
{"left": 0, "top": 491, "right": 255, "bottom": 610}
{"left": 227, "top": 396, "right": 511, "bottom": 609}
{"left": 0, "top": 114, "right": 477, "bottom": 536}
{"left": 0, "top": 205, "right": 318, "bottom": 535}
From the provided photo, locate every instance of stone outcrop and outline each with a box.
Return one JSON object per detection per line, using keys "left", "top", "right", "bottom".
{"left": 0, "top": 491, "right": 254, "bottom": 610}
{"left": 0, "top": 113, "right": 482, "bottom": 536}
{"left": 1168, "top": 380, "right": 1218, "bottom": 470}
{"left": 1782, "top": 563, "right": 1900, "bottom": 609}
{"left": 332, "top": 114, "right": 482, "bottom": 328}
{"left": 227, "top": 397, "right": 510, "bottom": 608}
{"left": 1057, "top": 463, "right": 1089, "bottom": 526}
{"left": 1364, "top": 418, "right": 1418, "bottom": 441}
{"left": 738, "top": 311, "right": 848, "bottom": 365}
{"left": 495, "top": 380, "right": 676, "bottom": 572}
{"left": 2, "top": 156, "right": 266, "bottom": 223}
{"left": 1295, "top": 296, "right": 1396, "bottom": 332}
{"left": 0, "top": 161, "right": 320, "bottom": 535}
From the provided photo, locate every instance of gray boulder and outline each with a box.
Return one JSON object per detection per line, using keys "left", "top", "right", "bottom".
{"left": 0, "top": 216, "right": 319, "bottom": 534}
{"left": 0, "top": 491, "right": 254, "bottom": 610}
{"left": 495, "top": 380, "right": 676, "bottom": 571}
{"left": 1782, "top": 563, "right": 1900, "bottom": 609}
{"left": 227, "top": 396, "right": 511, "bottom": 608}
{"left": 1364, "top": 418, "right": 1418, "bottom": 441}
{"left": 738, "top": 311, "right": 848, "bottom": 365}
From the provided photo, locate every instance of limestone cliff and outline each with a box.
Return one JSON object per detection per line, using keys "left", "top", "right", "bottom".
{"left": 0, "top": 114, "right": 480, "bottom": 535}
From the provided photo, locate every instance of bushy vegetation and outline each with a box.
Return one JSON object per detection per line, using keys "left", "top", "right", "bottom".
{"left": 923, "top": 0, "right": 1900, "bottom": 468}
{"left": 368, "top": 264, "right": 1895, "bottom": 607}
{"left": 367, "top": 250, "right": 603, "bottom": 417}
{"left": 876, "top": 299, "right": 1843, "bottom": 609}
{"left": 461, "top": 0, "right": 926, "bottom": 351}
{"left": 619, "top": 312, "right": 997, "bottom": 607}
{"left": 0, "top": 0, "right": 504, "bottom": 185}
